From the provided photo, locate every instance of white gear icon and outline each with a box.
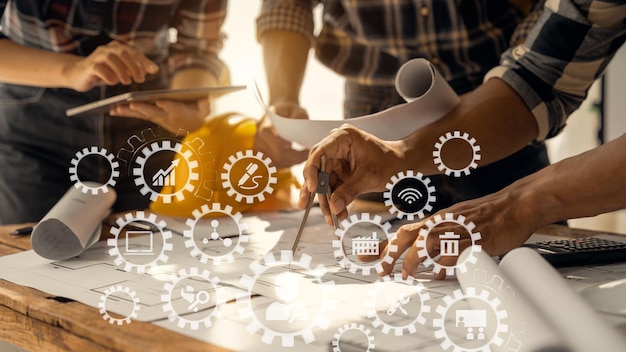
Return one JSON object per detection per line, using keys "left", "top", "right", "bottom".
{"left": 332, "top": 213, "right": 397, "bottom": 275}
{"left": 383, "top": 170, "right": 436, "bottom": 220}
{"left": 366, "top": 275, "right": 431, "bottom": 336}
{"left": 69, "top": 146, "right": 119, "bottom": 194}
{"left": 161, "top": 267, "right": 225, "bottom": 330}
{"left": 117, "top": 129, "right": 216, "bottom": 202}
{"left": 221, "top": 150, "right": 277, "bottom": 204}
{"left": 133, "top": 140, "right": 199, "bottom": 203}
{"left": 183, "top": 203, "right": 249, "bottom": 265}
{"left": 433, "top": 286, "right": 510, "bottom": 352}
{"left": 332, "top": 323, "right": 375, "bottom": 352}
{"left": 433, "top": 131, "right": 481, "bottom": 177}
{"left": 107, "top": 211, "right": 173, "bottom": 274}
{"left": 98, "top": 285, "right": 140, "bottom": 325}
{"left": 416, "top": 213, "right": 482, "bottom": 276}
{"left": 236, "top": 250, "right": 336, "bottom": 347}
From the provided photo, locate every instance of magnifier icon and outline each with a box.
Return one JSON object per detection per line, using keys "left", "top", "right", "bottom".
{"left": 188, "top": 291, "right": 210, "bottom": 312}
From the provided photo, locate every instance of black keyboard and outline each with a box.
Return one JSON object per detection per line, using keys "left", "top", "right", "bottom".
{"left": 524, "top": 237, "right": 626, "bottom": 267}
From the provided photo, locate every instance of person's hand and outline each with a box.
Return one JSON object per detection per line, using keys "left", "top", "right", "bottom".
{"left": 109, "top": 98, "right": 211, "bottom": 134}
{"left": 253, "top": 101, "right": 310, "bottom": 169}
{"left": 64, "top": 41, "right": 159, "bottom": 92}
{"left": 299, "top": 124, "right": 406, "bottom": 224}
{"left": 367, "top": 185, "right": 538, "bottom": 280}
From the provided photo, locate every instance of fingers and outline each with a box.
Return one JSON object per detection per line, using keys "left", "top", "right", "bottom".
{"left": 110, "top": 99, "right": 207, "bottom": 134}
{"left": 380, "top": 223, "right": 422, "bottom": 276}
{"left": 89, "top": 41, "right": 158, "bottom": 87}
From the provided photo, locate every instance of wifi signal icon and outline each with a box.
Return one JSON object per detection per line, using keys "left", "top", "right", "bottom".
{"left": 398, "top": 188, "right": 423, "bottom": 204}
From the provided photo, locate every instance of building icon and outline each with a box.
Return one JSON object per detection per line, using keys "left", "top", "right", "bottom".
{"left": 352, "top": 232, "right": 380, "bottom": 256}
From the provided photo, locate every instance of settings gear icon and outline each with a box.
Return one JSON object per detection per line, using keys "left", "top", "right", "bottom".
{"left": 433, "top": 286, "right": 510, "bottom": 352}
{"left": 332, "top": 213, "right": 397, "bottom": 275}
{"left": 107, "top": 211, "right": 173, "bottom": 274}
{"left": 416, "top": 213, "right": 482, "bottom": 276}
{"left": 161, "top": 267, "right": 225, "bottom": 330}
{"left": 433, "top": 131, "right": 481, "bottom": 177}
{"left": 98, "top": 285, "right": 140, "bottom": 325}
{"left": 383, "top": 170, "right": 436, "bottom": 220}
{"left": 366, "top": 275, "right": 431, "bottom": 336}
{"left": 332, "top": 323, "right": 375, "bottom": 352}
{"left": 236, "top": 250, "right": 336, "bottom": 347}
{"left": 133, "top": 140, "right": 199, "bottom": 203}
{"left": 221, "top": 150, "right": 277, "bottom": 204}
{"left": 69, "top": 146, "right": 119, "bottom": 194}
{"left": 183, "top": 203, "right": 249, "bottom": 265}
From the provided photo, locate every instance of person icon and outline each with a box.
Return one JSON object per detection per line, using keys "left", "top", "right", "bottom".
{"left": 466, "top": 327, "right": 475, "bottom": 340}
{"left": 477, "top": 327, "right": 486, "bottom": 341}
{"left": 265, "top": 272, "right": 308, "bottom": 323}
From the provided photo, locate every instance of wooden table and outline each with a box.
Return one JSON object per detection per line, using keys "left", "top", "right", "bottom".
{"left": 0, "top": 223, "right": 229, "bottom": 352}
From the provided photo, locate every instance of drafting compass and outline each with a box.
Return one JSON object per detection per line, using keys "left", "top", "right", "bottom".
{"left": 291, "top": 156, "right": 339, "bottom": 253}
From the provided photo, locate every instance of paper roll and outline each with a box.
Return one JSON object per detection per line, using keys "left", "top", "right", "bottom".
{"left": 31, "top": 182, "right": 116, "bottom": 260}
{"left": 500, "top": 248, "right": 626, "bottom": 352}
{"left": 265, "top": 59, "right": 460, "bottom": 148}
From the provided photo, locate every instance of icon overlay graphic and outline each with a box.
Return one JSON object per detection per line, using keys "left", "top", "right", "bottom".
{"left": 69, "top": 146, "right": 119, "bottom": 194}
{"left": 383, "top": 170, "right": 436, "bottom": 220}
{"left": 433, "top": 131, "right": 481, "bottom": 177}
{"left": 98, "top": 285, "right": 140, "bottom": 325}
{"left": 332, "top": 323, "right": 376, "bottom": 352}
{"left": 221, "top": 150, "right": 277, "bottom": 203}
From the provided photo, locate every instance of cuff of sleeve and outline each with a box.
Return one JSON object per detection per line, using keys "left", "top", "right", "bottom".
{"left": 484, "top": 65, "right": 551, "bottom": 141}
{"left": 170, "top": 54, "right": 229, "bottom": 85}
{"left": 256, "top": 2, "right": 315, "bottom": 43}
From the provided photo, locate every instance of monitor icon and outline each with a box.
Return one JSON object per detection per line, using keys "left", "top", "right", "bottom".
{"left": 124, "top": 230, "right": 154, "bottom": 256}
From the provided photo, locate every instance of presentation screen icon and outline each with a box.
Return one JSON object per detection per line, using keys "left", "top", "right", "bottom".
{"left": 456, "top": 309, "right": 487, "bottom": 341}
{"left": 125, "top": 230, "right": 154, "bottom": 256}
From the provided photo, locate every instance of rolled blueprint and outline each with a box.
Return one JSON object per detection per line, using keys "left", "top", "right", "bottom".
{"left": 31, "top": 182, "right": 115, "bottom": 260}
{"left": 500, "top": 248, "right": 626, "bottom": 352}
{"left": 265, "top": 58, "right": 460, "bottom": 148}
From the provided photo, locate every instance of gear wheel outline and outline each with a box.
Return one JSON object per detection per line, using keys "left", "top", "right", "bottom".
{"left": 69, "top": 146, "right": 119, "bottom": 194}
{"left": 132, "top": 140, "right": 199, "bottom": 203}
{"left": 98, "top": 285, "right": 140, "bottom": 325}
{"left": 107, "top": 211, "right": 173, "bottom": 274}
{"left": 416, "top": 213, "right": 482, "bottom": 276}
{"left": 433, "top": 131, "right": 481, "bottom": 177}
{"left": 161, "top": 267, "right": 226, "bottom": 330}
{"left": 332, "top": 323, "right": 375, "bottom": 352}
{"left": 183, "top": 203, "right": 249, "bottom": 265}
{"left": 383, "top": 170, "right": 436, "bottom": 220}
{"left": 332, "top": 213, "right": 397, "bottom": 275}
{"left": 221, "top": 150, "right": 277, "bottom": 204}
{"left": 433, "top": 286, "right": 510, "bottom": 352}
{"left": 366, "top": 275, "right": 431, "bottom": 336}
{"left": 236, "top": 250, "right": 336, "bottom": 347}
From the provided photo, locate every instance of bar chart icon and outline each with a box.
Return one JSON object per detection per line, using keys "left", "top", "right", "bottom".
{"left": 152, "top": 159, "right": 179, "bottom": 187}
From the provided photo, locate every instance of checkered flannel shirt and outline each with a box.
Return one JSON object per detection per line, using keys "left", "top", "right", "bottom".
{"left": 0, "top": 0, "right": 227, "bottom": 79}
{"left": 486, "top": 0, "right": 626, "bottom": 141}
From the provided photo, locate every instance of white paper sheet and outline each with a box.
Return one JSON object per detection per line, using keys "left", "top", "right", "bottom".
{"left": 263, "top": 59, "right": 460, "bottom": 148}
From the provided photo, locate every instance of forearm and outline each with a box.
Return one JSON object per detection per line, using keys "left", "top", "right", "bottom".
{"left": 515, "top": 133, "right": 626, "bottom": 227}
{"left": 398, "top": 78, "right": 539, "bottom": 175}
{"left": 261, "top": 30, "right": 310, "bottom": 105}
{"left": 0, "top": 39, "right": 79, "bottom": 88}
{"left": 170, "top": 67, "right": 224, "bottom": 90}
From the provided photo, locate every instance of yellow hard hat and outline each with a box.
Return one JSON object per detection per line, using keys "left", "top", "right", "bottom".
{"left": 150, "top": 112, "right": 299, "bottom": 217}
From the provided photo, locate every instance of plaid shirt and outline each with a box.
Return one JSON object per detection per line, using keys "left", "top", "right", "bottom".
{"left": 0, "top": 0, "right": 227, "bottom": 79}
{"left": 257, "top": 0, "right": 539, "bottom": 94}
{"left": 486, "top": 0, "right": 626, "bottom": 141}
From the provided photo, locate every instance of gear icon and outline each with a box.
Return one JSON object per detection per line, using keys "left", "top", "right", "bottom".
{"left": 433, "top": 286, "right": 510, "bottom": 352}
{"left": 366, "top": 275, "right": 431, "bottom": 336}
{"left": 161, "top": 267, "right": 226, "bottom": 330}
{"left": 416, "top": 213, "right": 482, "bottom": 276}
{"left": 183, "top": 203, "right": 249, "bottom": 265}
{"left": 98, "top": 285, "right": 140, "bottom": 325}
{"left": 107, "top": 211, "right": 173, "bottom": 274}
{"left": 236, "top": 250, "right": 336, "bottom": 347}
{"left": 133, "top": 140, "right": 199, "bottom": 203}
{"left": 116, "top": 129, "right": 216, "bottom": 202}
{"left": 221, "top": 150, "right": 277, "bottom": 204}
{"left": 332, "top": 213, "right": 397, "bottom": 275}
{"left": 433, "top": 131, "right": 481, "bottom": 177}
{"left": 383, "top": 170, "right": 436, "bottom": 220}
{"left": 69, "top": 146, "right": 119, "bottom": 194}
{"left": 332, "top": 323, "right": 375, "bottom": 352}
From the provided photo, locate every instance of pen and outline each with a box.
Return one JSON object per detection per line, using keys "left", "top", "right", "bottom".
{"left": 9, "top": 226, "right": 34, "bottom": 236}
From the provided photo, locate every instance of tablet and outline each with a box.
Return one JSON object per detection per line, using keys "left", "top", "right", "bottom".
{"left": 66, "top": 85, "right": 246, "bottom": 117}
